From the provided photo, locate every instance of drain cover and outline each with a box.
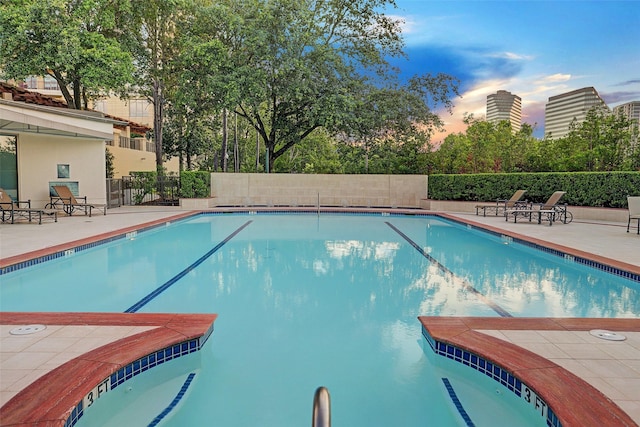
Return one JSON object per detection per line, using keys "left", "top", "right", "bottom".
{"left": 10, "top": 324, "right": 47, "bottom": 335}
{"left": 589, "top": 329, "right": 626, "bottom": 341}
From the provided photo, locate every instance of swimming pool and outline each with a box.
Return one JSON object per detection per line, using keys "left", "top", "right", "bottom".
{"left": 1, "top": 213, "right": 638, "bottom": 426}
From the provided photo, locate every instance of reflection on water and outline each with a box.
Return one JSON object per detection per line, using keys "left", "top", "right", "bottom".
{"left": 423, "top": 222, "right": 639, "bottom": 317}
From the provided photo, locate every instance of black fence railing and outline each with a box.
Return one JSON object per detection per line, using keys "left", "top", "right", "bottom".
{"left": 120, "top": 175, "right": 181, "bottom": 206}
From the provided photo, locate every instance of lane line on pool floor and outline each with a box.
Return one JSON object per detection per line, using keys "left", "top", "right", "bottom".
{"left": 441, "top": 378, "right": 476, "bottom": 427}
{"left": 148, "top": 372, "right": 197, "bottom": 427}
{"left": 125, "top": 221, "right": 253, "bottom": 313}
{"left": 385, "top": 221, "right": 513, "bottom": 318}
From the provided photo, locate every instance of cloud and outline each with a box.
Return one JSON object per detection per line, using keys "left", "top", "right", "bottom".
{"left": 489, "top": 52, "right": 534, "bottom": 61}
{"left": 600, "top": 90, "right": 640, "bottom": 105}
{"left": 614, "top": 79, "right": 640, "bottom": 86}
{"left": 533, "top": 74, "right": 571, "bottom": 85}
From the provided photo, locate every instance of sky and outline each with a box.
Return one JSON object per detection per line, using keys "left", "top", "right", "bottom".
{"left": 384, "top": 0, "right": 640, "bottom": 141}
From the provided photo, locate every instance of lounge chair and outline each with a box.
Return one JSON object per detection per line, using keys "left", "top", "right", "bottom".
{"left": 47, "top": 185, "right": 107, "bottom": 216}
{"left": 0, "top": 188, "right": 57, "bottom": 224}
{"left": 627, "top": 196, "right": 640, "bottom": 234}
{"left": 475, "top": 189, "right": 527, "bottom": 216}
{"left": 506, "top": 191, "right": 572, "bottom": 226}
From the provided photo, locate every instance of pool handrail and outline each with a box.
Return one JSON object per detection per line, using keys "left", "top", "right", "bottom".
{"left": 312, "top": 386, "right": 331, "bottom": 427}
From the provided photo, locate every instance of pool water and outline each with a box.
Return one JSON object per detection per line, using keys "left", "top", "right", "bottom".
{"left": 1, "top": 213, "right": 638, "bottom": 426}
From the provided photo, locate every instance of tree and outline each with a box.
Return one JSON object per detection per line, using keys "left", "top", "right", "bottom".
{"left": 128, "top": 0, "right": 191, "bottom": 172}
{"left": 187, "top": 0, "right": 457, "bottom": 172}
{"left": 0, "top": 0, "right": 134, "bottom": 109}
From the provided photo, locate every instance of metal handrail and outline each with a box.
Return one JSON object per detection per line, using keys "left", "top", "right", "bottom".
{"left": 312, "top": 386, "right": 331, "bottom": 427}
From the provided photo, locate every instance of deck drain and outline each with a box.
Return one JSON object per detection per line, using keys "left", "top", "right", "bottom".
{"left": 589, "top": 329, "right": 626, "bottom": 341}
{"left": 10, "top": 324, "right": 47, "bottom": 335}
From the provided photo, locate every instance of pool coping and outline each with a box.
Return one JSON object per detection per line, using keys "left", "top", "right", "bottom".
{"left": 0, "top": 312, "right": 217, "bottom": 427}
{"left": 419, "top": 316, "right": 640, "bottom": 427}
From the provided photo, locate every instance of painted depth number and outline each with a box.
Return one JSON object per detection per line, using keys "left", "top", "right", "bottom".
{"left": 522, "top": 384, "right": 548, "bottom": 419}
{"left": 83, "top": 377, "right": 110, "bottom": 409}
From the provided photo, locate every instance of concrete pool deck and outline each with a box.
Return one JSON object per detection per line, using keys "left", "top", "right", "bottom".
{"left": 1, "top": 206, "right": 639, "bottom": 425}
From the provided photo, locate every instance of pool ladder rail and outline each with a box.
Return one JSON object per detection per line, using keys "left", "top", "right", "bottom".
{"left": 312, "top": 386, "right": 331, "bottom": 427}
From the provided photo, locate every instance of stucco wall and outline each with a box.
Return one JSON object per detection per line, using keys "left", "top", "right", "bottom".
{"left": 17, "top": 133, "right": 107, "bottom": 207}
{"left": 107, "top": 145, "right": 179, "bottom": 178}
{"left": 209, "top": 173, "right": 428, "bottom": 208}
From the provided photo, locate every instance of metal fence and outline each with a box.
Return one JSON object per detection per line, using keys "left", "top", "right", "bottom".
{"left": 107, "top": 175, "right": 181, "bottom": 206}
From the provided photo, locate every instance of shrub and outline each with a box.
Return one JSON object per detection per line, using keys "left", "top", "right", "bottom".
{"left": 180, "top": 171, "right": 211, "bottom": 198}
{"left": 428, "top": 172, "right": 640, "bottom": 208}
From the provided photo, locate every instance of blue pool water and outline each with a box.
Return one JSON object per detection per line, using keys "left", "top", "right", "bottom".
{"left": 1, "top": 213, "right": 638, "bottom": 426}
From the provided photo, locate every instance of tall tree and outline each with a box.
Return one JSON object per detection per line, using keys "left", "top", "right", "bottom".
{"left": 0, "top": 0, "right": 134, "bottom": 109}
{"left": 128, "top": 0, "right": 189, "bottom": 172}
{"left": 189, "top": 0, "right": 457, "bottom": 172}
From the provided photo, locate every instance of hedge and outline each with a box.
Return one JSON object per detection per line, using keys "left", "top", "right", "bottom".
{"left": 427, "top": 172, "right": 640, "bottom": 208}
{"left": 180, "top": 171, "right": 211, "bottom": 198}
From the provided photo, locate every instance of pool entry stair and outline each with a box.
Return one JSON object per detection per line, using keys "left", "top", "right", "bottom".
{"left": 420, "top": 316, "right": 639, "bottom": 427}
{"left": 0, "top": 312, "right": 217, "bottom": 426}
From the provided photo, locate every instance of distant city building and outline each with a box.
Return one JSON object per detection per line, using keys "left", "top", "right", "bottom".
{"left": 486, "top": 90, "right": 522, "bottom": 132}
{"left": 613, "top": 101, "right": 640, "bottom": 124}
{"left": 544, "top": 87, "right": 608, "bottom": 139}
{"left": 613, "top": 100, "right": 640, "bottom": 145}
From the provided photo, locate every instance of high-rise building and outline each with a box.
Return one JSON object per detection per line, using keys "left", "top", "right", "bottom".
{"left": 613, "top": 101, "right": 640, "bottom": 125}
{"left": 544, "top": 87, "right": 608, "bottom": 139}
{"left": 486, "top": 90, "right": 522, "bottom": 132}
{"left": 613, "top": 100, "right": 640, "bottom": 145}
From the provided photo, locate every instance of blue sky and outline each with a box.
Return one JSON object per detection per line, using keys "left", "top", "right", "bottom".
{"left": 385, "top": 0, "right": 640, "bottom": 140}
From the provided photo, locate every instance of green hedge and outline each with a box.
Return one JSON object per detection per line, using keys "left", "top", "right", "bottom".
{"left": 428, "top": 172, "right": 640, "bottom": 208}
{"left": 180, "top": 171, "right": 211, "bottom": 198}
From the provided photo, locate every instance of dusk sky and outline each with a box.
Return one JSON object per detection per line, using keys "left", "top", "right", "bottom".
{"left": 385, "top": 0, "right": 640, "bottom": 140}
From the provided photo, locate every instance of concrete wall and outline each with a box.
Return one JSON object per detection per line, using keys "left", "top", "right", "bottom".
{"left": 209, "top": 173, "right": 428, "bottom": 208}
{"left": 18, "top": 133, "right": 106, "bottom": 207}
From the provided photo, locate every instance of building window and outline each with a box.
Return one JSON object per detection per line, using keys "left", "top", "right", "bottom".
{"left": 129, "top": 99, "right": 149, "bottom": 118}
{"left": 43, "top": 75, "right": 59, "bottom": 90}
{"left": 0, "top": 135, "right": 18, "bottom": 199}
{"left": 93, "top": 100, "right": 107, "bottom": 113}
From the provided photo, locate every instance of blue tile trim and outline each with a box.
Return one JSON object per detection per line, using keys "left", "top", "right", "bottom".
{"left": 148, "top": 372, "right": 196, "bottom": 427}
{"left": 422, "top": 327, "right": 562, "bottom": 427}
{"left": 441, "top": 377, "right": 476, "bottom": 427}
{"left": 386, "top": 221, "right": 513, "bottom": 317}
{"left": 124, "top": 220, "right": 253, "bottom": 312}
{"left": 444, "top": 216, "right": 640, "bottom": 283}
{"left": 64, "top": 401, "right": 84, "bottom": 427}
{"left": 63, "top": 337, "right": 205, "bottom": 427}
{"left": 0, "top": 214, "right": 202, "bottom": 276}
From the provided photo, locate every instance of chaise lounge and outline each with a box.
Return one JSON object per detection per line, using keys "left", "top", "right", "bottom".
{"left": 0, "top": 188, "right": 57, "bottom": 224}
{"left": 47, "top": 185, "right": 107, "bottom": 217}
{"left": 475, "top": 189, "right": 527, "bottom": 217}
{"left": 627, "top": 195, "right": 640, "bottom": 234}
{"left": 506, "top": 191, "right": 572, "bottom": 226}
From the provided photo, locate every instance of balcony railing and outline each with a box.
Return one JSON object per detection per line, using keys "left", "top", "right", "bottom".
{"left": 118, "top": 136, "right": 152, "bottom": 151}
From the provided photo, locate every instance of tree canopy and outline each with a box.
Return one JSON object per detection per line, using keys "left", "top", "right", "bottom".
{"left": 0, "top": 0, "right": 134, "bottom": 109}
{"left": 172, "top": 0, "right": 459, "bottom": 171}
{"left": 431, "top": 108, "right": 639, "bottom": 174}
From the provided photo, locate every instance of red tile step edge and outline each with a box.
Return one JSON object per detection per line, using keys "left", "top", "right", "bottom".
{"left": 0, "top": 312, "right": 217, "bottom": 427}
{"left": 419, "top": 316, "right": 640, "bottom": 427}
